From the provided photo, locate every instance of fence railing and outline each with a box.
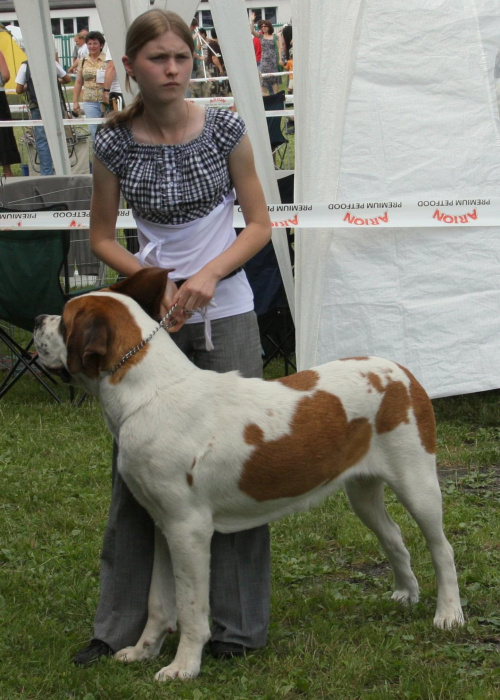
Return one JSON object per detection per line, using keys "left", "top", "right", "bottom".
{"left": 53, "top": 34, "right": 75, "bottom": 72}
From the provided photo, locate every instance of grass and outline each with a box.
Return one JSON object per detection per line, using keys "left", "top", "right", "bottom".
{"left": 0, "top": 363, "right": 499, "bottom": 699}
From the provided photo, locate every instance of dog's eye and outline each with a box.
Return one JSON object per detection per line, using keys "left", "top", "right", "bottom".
{"left": 59, "top": 318, "right": 66, "bottom": 340}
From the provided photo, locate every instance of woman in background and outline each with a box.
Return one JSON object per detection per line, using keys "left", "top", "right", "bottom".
{"left": 0, "top": 50, "right": 21, "bottom": 177}
{"left": 72, "top": 31, "right": 106, "bottom": 147}
{"left": 250, "top": 13, "right": 281, "bottom": 95}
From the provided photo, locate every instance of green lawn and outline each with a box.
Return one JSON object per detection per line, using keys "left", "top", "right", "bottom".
{"left": 0, "top": 366, "right": 498, "bottom": 699}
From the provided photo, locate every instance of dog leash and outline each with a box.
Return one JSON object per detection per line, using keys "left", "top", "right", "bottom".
{"left": 108, "top": 303, "right": 190, "bottom": 375}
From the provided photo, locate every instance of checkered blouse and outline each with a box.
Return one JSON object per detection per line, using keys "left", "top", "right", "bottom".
{"left": 94, "top": 108, "right": 246, "bottom": 225}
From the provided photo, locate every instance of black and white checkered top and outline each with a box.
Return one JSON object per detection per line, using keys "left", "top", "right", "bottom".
{"left": 93, "top": 108, "right": 246, "bottom": 225}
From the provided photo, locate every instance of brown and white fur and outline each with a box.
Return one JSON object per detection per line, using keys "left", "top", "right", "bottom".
{"left": 33, "top": 267, "right": 464, "bottom": 681}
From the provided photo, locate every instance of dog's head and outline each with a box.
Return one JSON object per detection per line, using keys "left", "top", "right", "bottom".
{"left": 34, "top": 268, "right": 170, "bottom": 391}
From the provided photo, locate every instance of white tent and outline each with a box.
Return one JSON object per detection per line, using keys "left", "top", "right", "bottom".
{"left": 13, "top": 0, "right": 500, "bottom": 398}
{"left": 293, "top": 0, "right": 500, "bottom": 397}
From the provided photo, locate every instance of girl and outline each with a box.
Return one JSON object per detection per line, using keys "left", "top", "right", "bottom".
{"left": 74, "top": 9, "right": 273, "bottom": 665}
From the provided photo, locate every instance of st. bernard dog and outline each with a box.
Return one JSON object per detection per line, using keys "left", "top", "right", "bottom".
{"left": 33, "top": 267, "right": 464, "bottom": 681}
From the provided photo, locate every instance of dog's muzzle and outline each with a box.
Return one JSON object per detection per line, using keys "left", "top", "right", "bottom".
{"left": 33, "top": 314, "right": 71, "bottom": 382}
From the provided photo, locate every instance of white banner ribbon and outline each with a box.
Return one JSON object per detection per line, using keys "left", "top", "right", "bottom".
{"left": 0, "top": 197, "right": 497, "bottom": 230}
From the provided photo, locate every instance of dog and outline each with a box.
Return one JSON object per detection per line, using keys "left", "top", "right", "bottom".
{"left": 33, "top": 267, "right": 464, "bottom": 681}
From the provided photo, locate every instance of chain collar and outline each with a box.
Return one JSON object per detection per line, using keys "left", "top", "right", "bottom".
{"left": 107, "top": 303, "right": 179, "bottom": 376}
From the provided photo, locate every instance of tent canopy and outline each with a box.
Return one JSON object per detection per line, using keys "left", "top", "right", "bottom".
{"left": 0, "top": 23, "right": 27, "bottom": 89}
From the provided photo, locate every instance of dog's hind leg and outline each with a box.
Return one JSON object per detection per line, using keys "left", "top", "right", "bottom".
{"left": 386, "top": 467, "right": 464, "bottom": 629}
{"left": 344, "top": 476, "right": 420, "bottom": 604}
{"left": 115, "top": 527, "right": 177, "bottom": 663}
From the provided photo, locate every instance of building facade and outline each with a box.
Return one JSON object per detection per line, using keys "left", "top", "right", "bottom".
{"left": 0, "top": 1, "right": 292, "bottom": 34}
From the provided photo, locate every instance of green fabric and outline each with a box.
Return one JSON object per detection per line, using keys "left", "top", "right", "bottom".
{"left": 0, "top": 229, "right": 68, "bottom": 332}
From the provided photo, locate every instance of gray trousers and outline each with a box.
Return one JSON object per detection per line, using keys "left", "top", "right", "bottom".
{"left": 94, "top": 311, "right": 271, "bottom": 650}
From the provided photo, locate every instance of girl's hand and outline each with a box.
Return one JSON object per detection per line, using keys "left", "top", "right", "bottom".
{"left": 162, "top": 268, "right": 219, "bottom": 333}
{"left": 160, "top": 277, "right": 187, "bottom": 333}
{"left": 174, "top": 269, "right": 219, "bottom": 312}
{"left": 161, "top": 270, "right": 219, "bottom": 333}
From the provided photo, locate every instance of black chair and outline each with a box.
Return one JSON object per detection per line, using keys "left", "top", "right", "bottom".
{"left": 243, "top": 174, "right": 296, "bottom": 374}
{"left": 0, "top": 176, "right": 101, "bottom": 402}
{"left": 0, "top": 212, "right": 70, "bottom": 402}
{"left": 263, "top": 90, "right": 289, "bottom": 169}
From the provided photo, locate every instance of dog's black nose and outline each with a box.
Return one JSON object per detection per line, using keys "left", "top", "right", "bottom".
{"left": 34, "top": 314, "right": 48, "bottom": 330}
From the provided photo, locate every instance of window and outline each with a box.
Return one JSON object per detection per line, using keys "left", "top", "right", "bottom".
{"left": 51, "top": 18, "right": 61, "bottom": 35}
{"left": 265, "top": 8, "right": 277, "bottom": 24}
{"left": 76, "top": 17, "right": 89, "bottom": 33}
{"left": 63, "top": 18, "right": 74, "bottom": 35}
{"left": 200, "top": 10, "right": 213, "bottom": 28}
{"left": 250, "top": 7, "right": 277, "bottom": 24}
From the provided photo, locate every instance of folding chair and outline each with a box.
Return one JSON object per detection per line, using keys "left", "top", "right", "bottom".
{"left": 242, "top": 174, "right": 296, "bottom": 374}
{"left": 0, "top": 217, "right": 71, "bottom": 402}
{"left": 0, "top": 176, "right": 101, "bottom": 402}
{"left": 263, "top": 90, "right": 289, "bottom": 169}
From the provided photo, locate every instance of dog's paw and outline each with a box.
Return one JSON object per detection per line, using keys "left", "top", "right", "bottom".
{"left": 433, "top": 607, "right": 465, "bottom": 629}
{"left": 154, "top": 661, "right": 200, "bottom": 681}
{"left": 115, "top": 645, "right": 151, "bottom": 663}
{"left": 391, "top": 587, "right": 420, "bottom": 605}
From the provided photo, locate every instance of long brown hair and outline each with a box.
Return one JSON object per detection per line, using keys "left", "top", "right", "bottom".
{"left": 105, "top": 9, "right": 194, "bottom": 128}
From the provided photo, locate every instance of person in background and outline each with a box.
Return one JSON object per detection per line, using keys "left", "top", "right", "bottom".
{"left": 253, "top": 34, "right": 262, "bottom": 70}
{"left": 284, "top": 39, "right": 294, "bottom": 134}
{"left": 102, "top": 48, "right": 123, "bottom": 112}
{"left": 73, "top": 8, "right": 272, "bottom": 666}
{"left": 188, "top": 17, "right": 204, "bottom": 98}
{"left": 281, "top": 21, "right": 293, "bottom": 64}
{"left": 199, "top": 27, "right": 209, "bottom": 62}
{"left": 68, "top": 31, "right": 89, "bottom": 74}
{"left": 15, "top": 60, "right": 71, "bottom": 175}
{"left": 206, "top": 28, "right": 227, "bottom": 96}
{"left": 0, "top": 50, "right": 21, "bottom": 177}
{"left": 72, "top": 30, "right": 106, "bottom": 147}
{"left": 197, "top": 28, "right": 211, "bottom": 98}
{"left": 250, "top": 14, "right": 281, "bottom": 95}
{"left": 249, "top": 12, "right": 265, "bottom": 70}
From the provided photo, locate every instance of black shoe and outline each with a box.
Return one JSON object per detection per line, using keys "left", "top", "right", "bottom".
{"left": 73, "top": 638, "right": 114, "bottom": 666}
{"left": 209, "top": 641, "right": 253, "bottom": 658}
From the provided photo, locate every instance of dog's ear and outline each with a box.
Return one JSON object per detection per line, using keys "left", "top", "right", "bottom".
{"left": 66, "top": 314, "right": 110, "bottom": 378}
{"left": 109, "top": 268, "right": 171, "bottom": 319}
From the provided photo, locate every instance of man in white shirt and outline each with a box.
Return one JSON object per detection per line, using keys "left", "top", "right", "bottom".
{"left": 15, "top": 61, "right": 71, "bottom": 175}
{"left": 102, "top": 47, "right": 123, "bottom": 112}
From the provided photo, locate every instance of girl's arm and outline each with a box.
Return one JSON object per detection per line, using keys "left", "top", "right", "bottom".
{"left": 172, "top": 133, "right": 272, "bottom": 313}
{"left": 89, "top": 156, "right": 142, "bottom": 276}
{"left": 90, "top": 156, "right": 182, "bottom": 322}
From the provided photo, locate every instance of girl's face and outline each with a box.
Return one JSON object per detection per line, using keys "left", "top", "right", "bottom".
{"left": 123, "top": 30, "right": 193, "bottom": 104}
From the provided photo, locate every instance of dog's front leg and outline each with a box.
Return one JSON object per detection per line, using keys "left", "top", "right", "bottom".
{"left": 115, "top": 527, "right": 177, "bottom": 663}
{"left": 154, "top": 517, "right": 213, "bottom": 681}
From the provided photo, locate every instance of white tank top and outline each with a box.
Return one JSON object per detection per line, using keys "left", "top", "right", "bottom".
{"left": 134, "top": 191, "right": 254, "bottom": 348}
